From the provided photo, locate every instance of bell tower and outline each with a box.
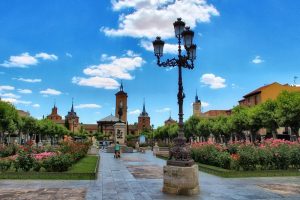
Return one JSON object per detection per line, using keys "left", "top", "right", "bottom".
{"left": 115, "top": 82, "right": 128, "bottom": 122}
{"left": 193, "top": 90, "right": 201, "bottom": 117}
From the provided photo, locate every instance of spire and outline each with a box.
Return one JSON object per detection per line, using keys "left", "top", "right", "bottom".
{"left": 53, "top": 99, "right": 56, "bottom": 108}
{"left": 120, "top": 80, "right": 123, "bottom": 91}
{"left": 71, "top": 97, "right": 74, "bottom": 112}
{"left": 195, "top": 89, "right": 200, "bottom": 103}
{"left": 142, "top": 98, "right": 146, "bottom": 113}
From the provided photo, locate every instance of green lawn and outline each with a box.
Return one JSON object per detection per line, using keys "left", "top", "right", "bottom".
{"left": 67, "top": 155, "right": 99, "bottom": 173}
{"left": 0, "top": 155, "right": 99, "bottom": 180}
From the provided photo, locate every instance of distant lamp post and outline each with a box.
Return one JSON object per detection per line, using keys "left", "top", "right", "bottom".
{"left": 153, "top": 18, "right": 196, "bottom": 167}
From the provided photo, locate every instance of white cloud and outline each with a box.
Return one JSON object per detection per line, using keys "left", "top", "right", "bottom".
{"left": 202, "top": 101, "right": 209, "bottom": 107}
{"left": 75, "top": 104, "right": 102, "bottom": 109}
{"left": 73, "top": 51, "right": 144, "bottom": 89}
{"left": 0, "top": 93, "right": 20, "bottom": 99}
{"left": 0, "top": 52, "right": 58, "bottom": 68}
{"left": 2, "top": 98, "right": 31, "bottom": 105}
{"left": 15, "top": 78, "right": 42, "bottom": 83}
{"left": 156, "top": 107, "right": 171, "bottom": 113}
{"left": 72, "top": 76, "right": 120, "bottom": 89}
{"left": 40, "top": 88, "right": 62, "bottom": 96}
{"left": 83, "top": 54, "right": 144, "bottom": 80}
{"left": 252, "top": 56, "right": 264, "bottom": 64}
{"left": 140, "top": 40, "right": 181, "bottom": 54}
{"left": 18, "top": 89, "right": 32, "bottom": 94}
{"left": 35, "top": 52, "right": 58, "bottom": 61}
{"left": 102, "top": 0, "right": 219, "bottom": 39}
{"left": 200, "top": 73, "right": 226, "bottom": 89}
{"left": 0, "top": 85, "right": 15, "bottom": 91}
{"left": 0, "top": 53, "right": 38, "bottom": 68}
{"left": 32, "top": 104, "right": 40, "bottom": 108}
{"left": 129, "top": 109, "right": 141, "bottom": 115}
{"left": 66, "top": 53, "right": 73, "bottom": 58}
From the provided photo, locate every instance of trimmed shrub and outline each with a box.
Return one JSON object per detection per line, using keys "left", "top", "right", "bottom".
{"left": 257, "top": 147, "right": 273, "bottom": 170}
{"left": 271, "top": 144, "right": 291, "bottom": 170}
{"left": 237, "top": 145, "right": 258, "bottom": 171}
{"left": 14, "top": 150, "right": 35, "bottom": 172}
{"left": 43, "top": 154, "right": 72, "bottom": 172}
{"left": 290, "top": 145, "right": 300, "bottom": 169}
{"left": 0, "top": 159, "right": 12, "bottom": 172}
{"left": 216, "top": 151, "right": 231, "bottom": 169}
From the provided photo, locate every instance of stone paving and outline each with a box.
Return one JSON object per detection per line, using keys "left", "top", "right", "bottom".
{"left": 0, "top": 150, "right": 300, "bottom": 199}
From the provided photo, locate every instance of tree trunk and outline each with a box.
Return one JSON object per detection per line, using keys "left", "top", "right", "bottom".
{"left": 271, "top": 130, "right": 277, "bottom": 139}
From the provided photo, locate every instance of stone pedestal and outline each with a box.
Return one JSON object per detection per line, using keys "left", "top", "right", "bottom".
{"left": 113, "top": 122, "right": 126, "bottom": 145}
{"left": 162, "top": 164, "right": 199, "bottom": 195}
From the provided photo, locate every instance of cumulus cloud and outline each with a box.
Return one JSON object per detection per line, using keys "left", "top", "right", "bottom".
{"left": 0, "top": 52, "right": 58, "bottom": 68}
{"left": 73, "top": 51, "right": 144, "bottom": 89}
{"left": 129, "top": 109, "right": 141, "bottom": 115}
{"left": 0, "top": 93, "right": 20, "bottom": 99}
{"left": 35, "top": 52, "right": 58, "bottom": 61}
{"left": 200, "top": 73, "right": 226, "bottom": 89}
{"left": 252, "top": 56, "right": 264, "bottom": 64}
{"left": 32, "top": 104, "right": 40, "bottom": 108}
{"left": 72, "top": 77, "right": 120, "bottom": 89}
{"left": 83, "top": 55, "right": 144, "bottom": 80}
{"left": 40, "top": 88, "right": 62, "bottom": 96}
{"left": 0, "top": 85, "right": 15, "bottom": 91}
{"left": 75, "top": 104, "right": 102, "bottom": 109}
{"left": 15, "top": 78, "right": 42, "bottom": 83}
{"left": 102, "top": 0, "right": 219, "bottom": 39}
{"left": 2, "top": 98, "right": 31, "bottom": 105}
{"left": 155, "top": 107, "right": 171, "bottom": 113}
{"left": 18, "top": 89, "right": 32, "bottom": 94}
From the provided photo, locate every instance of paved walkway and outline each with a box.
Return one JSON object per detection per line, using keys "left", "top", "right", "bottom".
{"left": 0, "top": 150, "right": 300, "bottom": 199}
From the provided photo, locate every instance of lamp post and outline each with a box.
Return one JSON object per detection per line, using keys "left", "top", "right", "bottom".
{"left": 153, "top": 18, "right": 197, "bottom": 167}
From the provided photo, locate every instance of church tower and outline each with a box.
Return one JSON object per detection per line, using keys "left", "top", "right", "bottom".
{"left": 193, "top": 90, "right": 201, "bottom": 117}
{"left": 47, "top": 102, "right": 62, "bottom": 122}
{"left": 65, "top": 99, "right": 80, "bottom": 132}
{"left": 115, "top": 82, "right": 128, "bottom": 123}
{"left": 137, "top": 99, "right": 151, "bottom": 133}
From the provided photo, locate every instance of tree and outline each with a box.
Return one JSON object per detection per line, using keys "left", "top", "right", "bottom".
{"left": 276, "top": 91, "right": 300, "bottom": 137}
{"left": 211, "top": 116, "right": 232, "bottom": 143}
{"left": 248, "top": 106, "right": 262, "bottom": 142}
{"left": 230, "top": 105, "right": 250, "bottom": 140}
{"left": 196, "top": 118, "right": 212, "bottom": 141}
{"left": 0, "top": 101, "right": 19, "bottom": 144}
{"left": 258, "top": 100, "right": 279, "bottom": 139}
{"left": 184, "top": 115, "right": 200, "bottom": 139}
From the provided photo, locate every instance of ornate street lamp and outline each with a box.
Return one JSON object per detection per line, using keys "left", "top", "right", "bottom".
{"left": 153, "top": 18, "right": 196, "bottom": 167}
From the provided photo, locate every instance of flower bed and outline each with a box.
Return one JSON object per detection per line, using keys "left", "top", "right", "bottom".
{"left": 191, "top": 139, "right": 300, "bottom": 171}
{"left": 0, "top": 140, "right": 91, "bottom": 173}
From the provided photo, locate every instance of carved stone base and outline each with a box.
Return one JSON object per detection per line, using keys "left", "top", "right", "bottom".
{"left": 162, "top": 164, "right": 200, "bottom": 195}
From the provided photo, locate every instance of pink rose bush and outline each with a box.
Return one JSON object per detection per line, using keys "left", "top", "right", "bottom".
{"left": 33, "top": 152, "right": 56, "bottom": 160}
{"left": 191, "top": 139, "right": 300, "bottom": 171}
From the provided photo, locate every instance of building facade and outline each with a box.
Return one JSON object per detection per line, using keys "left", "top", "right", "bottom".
{"left": 239, "top": 82, "right": 300, "bottom": 107}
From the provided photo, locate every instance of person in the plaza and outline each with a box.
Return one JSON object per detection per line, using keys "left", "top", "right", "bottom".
{"left": 114, "top": 141, "right": 120, "bottom": 158}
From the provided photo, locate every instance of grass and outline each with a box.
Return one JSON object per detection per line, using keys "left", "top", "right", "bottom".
{"left": 0, "top": 155, "right": 99, "bottom": 180}
{"left": 198, "top": 163, "right": 300, "bottom": 178}
{"left": 156, "top": 154, "right": 300, "bottom": 178}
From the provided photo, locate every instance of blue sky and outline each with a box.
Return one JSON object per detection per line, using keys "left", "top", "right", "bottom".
{"left": 0, "top": 0, "right": 300, "bottom": 127}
